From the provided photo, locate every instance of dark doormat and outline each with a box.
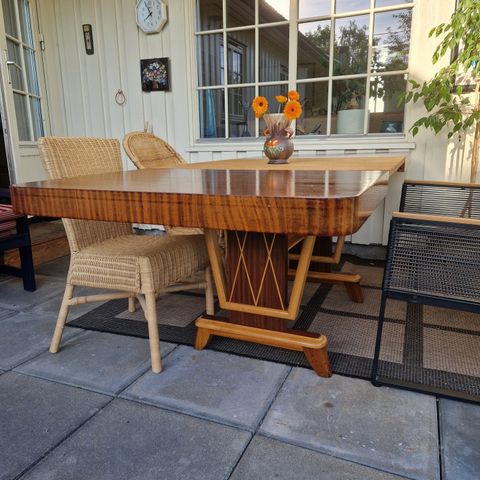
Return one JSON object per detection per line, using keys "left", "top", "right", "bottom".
{"left": 67, "top": 256, "right": 480, "bottom": 403}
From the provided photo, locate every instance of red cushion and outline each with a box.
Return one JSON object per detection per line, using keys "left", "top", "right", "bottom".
{"left": 0, "top": 204, "right": 21, "bottom": 234}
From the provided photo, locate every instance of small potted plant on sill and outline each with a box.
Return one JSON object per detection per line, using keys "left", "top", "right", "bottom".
{"left": 336, "top": 86, "right": 366, "bottom": 134}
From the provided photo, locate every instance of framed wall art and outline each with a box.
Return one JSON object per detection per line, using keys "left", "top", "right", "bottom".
{"left": 140, "top": 57, "right": 169, "bottom": 92}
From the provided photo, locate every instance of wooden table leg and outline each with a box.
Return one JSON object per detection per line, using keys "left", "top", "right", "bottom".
{"left": 195, "top": 229, "right": 332, "bottom": 378}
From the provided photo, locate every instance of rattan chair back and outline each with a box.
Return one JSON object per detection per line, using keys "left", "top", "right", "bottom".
{"left": 123, "top": 132, "right": 185, "bottom": 169}
{"left": 38, "top": 137, "right": 131, "bottom": 252}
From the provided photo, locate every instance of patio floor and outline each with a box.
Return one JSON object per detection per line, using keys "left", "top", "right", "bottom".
{"left": 1, "top": 255, "right": 479, "bottom": 480}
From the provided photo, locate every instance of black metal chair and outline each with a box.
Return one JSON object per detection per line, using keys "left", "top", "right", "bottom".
{"left": 371, "top": 212, "right": 480, "bottom": 386}
{"left": 371, "top": 180, "right": 480, "bottom": 390}
{"left": 0, "top": 188, "right": 36, "bottom": 291}
{"left": 400, "top": 180, "right": 480, "bottom": 219}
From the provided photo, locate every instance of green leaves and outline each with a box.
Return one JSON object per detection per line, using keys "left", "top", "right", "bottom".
{"left": 405, "top": 0, "right": 479, "bottom": 138}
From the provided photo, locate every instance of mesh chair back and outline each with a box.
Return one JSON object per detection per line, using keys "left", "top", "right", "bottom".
{"left": 38, "top": 137, "right": 131, "bottom": 252}
{"left": 400, "top": 181, "right": 480, "bottom": 219}
{"left": 384, "top": 215, "right": 480, "bottom": 310}
{"left": 123, "top": 132, "right": 185, "bottom": 169}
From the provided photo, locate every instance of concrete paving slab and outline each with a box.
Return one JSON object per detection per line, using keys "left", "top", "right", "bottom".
{"left": 260, "top": 368, "right": 440, "bottom": 480}
{"left": 122, "top": 345, "right": 290, "bottom": 431}
{"left": 35, "top": 255, "right": 70, "bottom": 278}
{"left": 439, "top": 398, "right": 480, "bottom": 480}
{"left": 0, "top": 274, "right": 65, "bottom": 310}
{"left": 16, "top": 331, "right": 176, "bottom": 395}
{"left": 0, "top": 310, "right": 81, "bottom": 370}
{"left": 0, "top": 371, "right": 109, "bottom": 480}
{"left": 231, "top": 435, "right": 406, "bottom": 480}
{"left": 21, "top": 398, "right": 251, "bottom": 480}
{"left": 30, "top": 285, "right": 112, "bottom": 321}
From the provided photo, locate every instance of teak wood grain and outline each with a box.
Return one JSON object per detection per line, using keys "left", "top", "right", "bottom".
{"left": 10, "top": 158, "right": 402, "bottom": 236}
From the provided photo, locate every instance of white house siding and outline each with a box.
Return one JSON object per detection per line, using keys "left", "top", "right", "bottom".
{"left": 21, "top": 0, "right": 467, "bottom": 243}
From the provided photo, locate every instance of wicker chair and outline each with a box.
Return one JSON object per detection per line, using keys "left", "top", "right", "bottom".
{"left": 39, "top": 136, "right": 214, "bottom": 373}
{"left": 123, "top": 131, "right": 202, "bottom": 236}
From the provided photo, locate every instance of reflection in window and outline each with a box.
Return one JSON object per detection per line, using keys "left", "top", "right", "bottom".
{"left": 368, "top": 74, "right": 406, "bottom": 133}
{"left": 195, "top": 0, "right": 413, "bottom": 138}
{"left": 259, "top": 26, "right": 289, "bottom": 82}
{"left": 372, "top": 9, "right": 412, "bottom": 72}
{"left": 331, "top": 78, "right": 367, "bottom": 134}
{"left": 196, "top": 0, "right": 222, "bottom": 31}
{"left": 336, "top": 0, "right": 370, "bottom": 13}
{"left": 199, "top": 89, "right": 225, "bottom": 138}
{"left": 227, "top": 0, "right": 254, "bottom": 27}
{"left": 260, "top": 0, "right": 290, "bottom": 22}
{"left": 229, "top": 87, "right": 255, "bottom": 137}
{"left": 334, "top": 15, "right": 369, "bottom": 75}
{"left": 298, "top": 20, "right": 330, "bottom": 79}
{"left": 299, "top": 0, "right": 330, "bottom": 19}
{"left": 296, "top": 82, "right": 328, "bottom": 135}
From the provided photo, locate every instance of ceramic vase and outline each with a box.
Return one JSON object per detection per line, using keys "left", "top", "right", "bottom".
{"left": 262, "top": 113, "right": 294, "bottom": 164}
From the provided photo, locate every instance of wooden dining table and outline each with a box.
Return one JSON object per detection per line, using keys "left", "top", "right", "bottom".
{"left": 11, "top": 155, "right": 405, "bottom": 377}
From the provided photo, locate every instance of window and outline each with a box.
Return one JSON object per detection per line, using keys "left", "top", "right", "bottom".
{"left": 3, "top": 0, "right": 44, "bottom": 142}
{"left": 195, "top": 0, "right": 413, "bottom": 139}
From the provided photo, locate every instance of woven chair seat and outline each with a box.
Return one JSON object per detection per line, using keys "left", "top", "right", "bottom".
{"left": 71, "top": 233, "right": 209, "bottom": 294}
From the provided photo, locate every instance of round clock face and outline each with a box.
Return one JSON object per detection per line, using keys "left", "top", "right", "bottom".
{"left": 136, "top": 0, "right": 166, "bottom": 34}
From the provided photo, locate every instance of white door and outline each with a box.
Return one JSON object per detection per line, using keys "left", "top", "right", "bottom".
{"left": 0, "top": 0, "right": 48, "bottom": 183}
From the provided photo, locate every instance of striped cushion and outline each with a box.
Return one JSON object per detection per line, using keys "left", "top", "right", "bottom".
{"left": 0, "top": 204, "right": 21, "bottom": 235}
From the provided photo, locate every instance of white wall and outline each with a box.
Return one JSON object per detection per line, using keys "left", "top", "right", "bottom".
{"left": 32, "top": 0, "right": 467, "bottom": 243}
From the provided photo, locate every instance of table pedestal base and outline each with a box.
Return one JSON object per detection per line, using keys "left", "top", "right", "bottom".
{"left": 195, "top": 316, "right": 331, "bottom": 377}
{"left": 196, "top": 230, "right": 333, "bottom": 377}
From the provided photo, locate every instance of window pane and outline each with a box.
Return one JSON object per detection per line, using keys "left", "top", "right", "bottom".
{"left": 376, "top": 0, "right": 412, "bottom": 6}
{"left": 199, "top": 89, "right": 225, "bottom": 138}
{"left": 196, "top": 0, "right": 222, "bottom": 31}
{"left": 296, "top": 81, "right": 328, "bottom": 135}
{"left": 228, "top": 86, "right": 254, "bottom": 137}
{"left": 24, "top": 47, "right": 39, "bottom": 94}
{"left": 258, "top": 84, "right": 289, "bottom": 133}
{"left": 197, "top": 33, "right": 223, "bottom": 86}
{"left": 335, "top": 0, "right": 370, "bottom": 13}
{"left": 369, "top": 74, "right": 406, "bottom": 133}
{"left": 18, "top": 0, "right": 34, "bottom": 46}
{"left": 7, "top": 39, "right": 24, "bottom": 90}
{"left": 13, "top": 92, "right": 30, "bottom": 140}
{"left": 334, "top": 15, "right": 369, "bottom": 75}
{"left": 331, "top": 77, "right": 367, "bottom": 134}
{"left": 259, "top": 25, "right": 289, "bottom": 82}
{"left": 30, "top": 96, "right": 43, "bottom": 139}
{"left": 227, "top": 30, "right": 254, "bottom": 84}
{"left": 260, "top": 0, "right": 289, "bottom": 23}
{"left": 298, "top": 20, "right": 330, "bottom": 79}
{"left": 227, "top": 0, "right": 254, "bottom": 28}
{"left": 372, "top": 9, "right": 412, "bottom": 72}
{"left": 299, "top": 0, "right": 330, "bottom": 19}
{"left": 2, "top": 0, "right": 17, "bottom": 38}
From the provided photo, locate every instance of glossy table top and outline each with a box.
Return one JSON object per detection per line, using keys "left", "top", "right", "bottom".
{"left": 11, "top": 155, "right": 405, "bottom": 235}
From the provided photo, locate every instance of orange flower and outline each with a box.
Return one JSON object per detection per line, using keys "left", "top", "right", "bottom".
{"left": 283, "top": 100, "right": 302, "bottom": 120}
{"left": 276, "top": 95, "right": 288, "bottom": 104}
{"left": 288, "top": 90, "right": 300, "bottom": 101}
{"left": 252, "top": 96, "right": 268, "bottom": 118}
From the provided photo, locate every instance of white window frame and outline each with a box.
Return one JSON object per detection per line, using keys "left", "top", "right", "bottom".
{"left": 4, "top": 0, "right": 45, "bottom": 144}
{"left": 188, "top": 0, "right": 416, "bottom": 150}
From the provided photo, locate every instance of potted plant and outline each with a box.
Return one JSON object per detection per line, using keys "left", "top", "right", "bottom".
{"left": 336, "top": 86, "right": 366, "bottom": 134}
{"left": 403, "top": 0, "right": 480, "bottom": 180}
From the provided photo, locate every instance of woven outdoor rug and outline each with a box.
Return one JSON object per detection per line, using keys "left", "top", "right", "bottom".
{"left": 68, "top": 256, "right": 480, "bottom": 402}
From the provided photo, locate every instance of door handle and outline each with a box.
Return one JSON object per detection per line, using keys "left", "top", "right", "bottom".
{"left": 5, "top": 59, "right": 21, "bottom": 85}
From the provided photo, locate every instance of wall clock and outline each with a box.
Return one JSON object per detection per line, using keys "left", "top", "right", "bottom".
{"left": 136, "top": 0, "right": 167, "bottom": 34}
